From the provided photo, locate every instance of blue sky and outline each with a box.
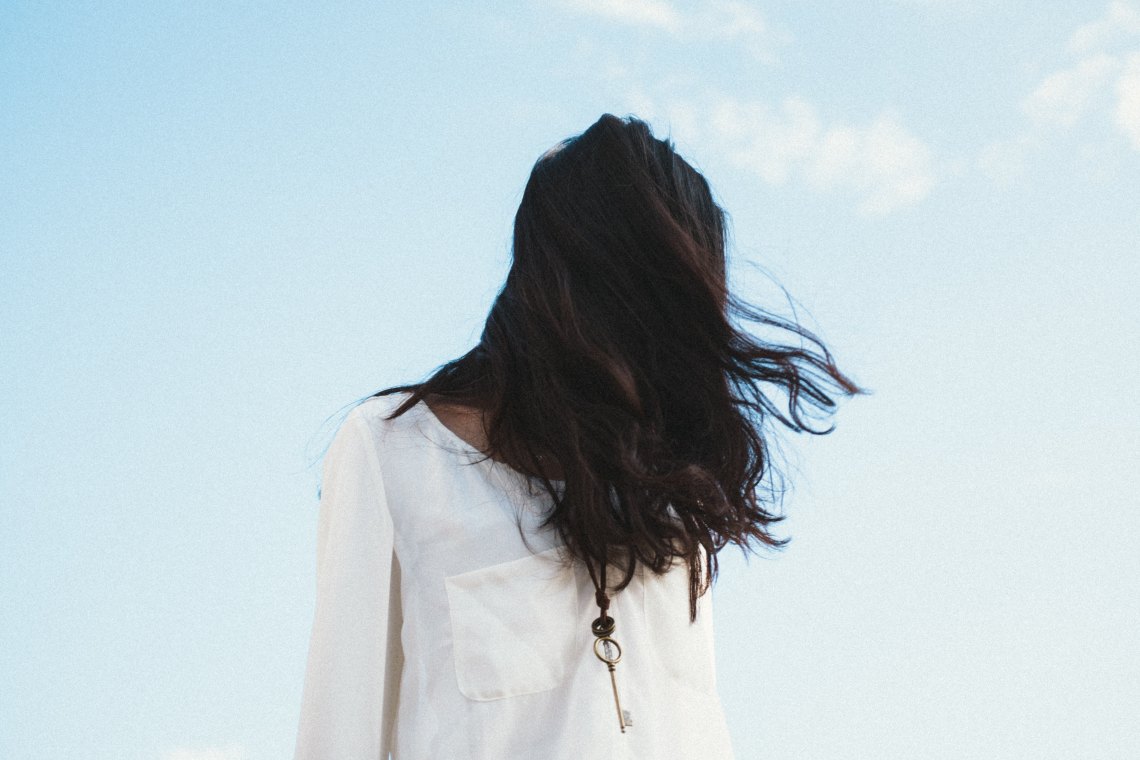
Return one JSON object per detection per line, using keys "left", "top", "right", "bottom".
{"left": 2, "top": 1, "right": 1138, "bottom": 758}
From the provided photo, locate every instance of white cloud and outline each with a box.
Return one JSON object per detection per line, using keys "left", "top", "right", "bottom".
{"left": 838, "top": 112, "right": 938, "bottom": 216}
{"left": 665, "top": 94, "right": 936, "bottom": 216}
{"left": 687, "top": 0, "right": 793, "bottom": 63}
{"left": 1115, "top": 52, "right": 1140, "bottom": 148}
{"left": 1067, "top": 0, "right": 1140, "bottom": 55}
{"left": 1021, "top": 53, "right": 1119, "bottom": 127}
{"left": 693, "top": 0, "right": 772, "bottom": 40}
{"left": 978, "top": 2, "right": 1140, "bottom": 181}
{"left": 566, "top": 2, "right": 934, "bottom": 214}
{"left": 561, "top": 0, "right": 683, "bottom": 33}
{"left": 161, "top": 746, "right": 246, "bottom": 760}
{"left": 559, "top": 0, "right": 791, "bottom": 62}
{"left": 712, "top": 96, "right": 821, "bottom": 185}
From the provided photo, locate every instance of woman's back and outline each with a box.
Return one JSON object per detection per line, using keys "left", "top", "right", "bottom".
{"left": 292, "top": 390, "right": 736, "bottom": 759}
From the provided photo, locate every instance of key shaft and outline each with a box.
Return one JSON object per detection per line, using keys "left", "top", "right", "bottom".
{"left": 594, "top": 635, "right": 630, "bottom": 732}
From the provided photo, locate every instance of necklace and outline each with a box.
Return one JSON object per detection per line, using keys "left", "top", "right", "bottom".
{"left": 586, "top": 548, "right": 632, "bottom": 732}
{"left": 485, "top": 456, "right": 630, "bottom": 732}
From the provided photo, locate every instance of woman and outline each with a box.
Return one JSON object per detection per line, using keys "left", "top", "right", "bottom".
{"left": 292, "top": 113, "right": 865, "bottom": 759}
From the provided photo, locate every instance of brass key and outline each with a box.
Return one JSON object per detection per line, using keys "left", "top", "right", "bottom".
{"left": 593, "top": 634, "right": 631, "bottom": 732}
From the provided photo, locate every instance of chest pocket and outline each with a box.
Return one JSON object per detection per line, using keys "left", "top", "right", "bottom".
{"left": 444, "top": 544, "right": 580, "bottom": 701}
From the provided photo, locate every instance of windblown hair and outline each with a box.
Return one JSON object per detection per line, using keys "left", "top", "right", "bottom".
{"left": 364, "top": 113, "right": 866, "bottom": 622}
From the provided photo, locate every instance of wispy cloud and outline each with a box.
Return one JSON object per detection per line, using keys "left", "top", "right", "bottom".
{"left": 1021, "top": 53, "right": 1119, "bottom": 127}
{"left": 1067, "top": 0, "right": 1140, "bottom": 55}
{"left": 565, "top": 1, "right": 937, "bottom": 214}
{"left": 638, "top": 91, "right": 937, "bottom": 216}
{"left": 980, "top": 1, "right": 1140, "bottom": 182}
{"left": 1116, "top": 52, "right": 1140, "bottom": 149}
{"left": 562, "top": 0, "right": 683, "bottom": 32}
{"left": 161, "top": 746, "right": 246, "bottom": 760}
{"left": 557, "top": 0, "right": 792, "bottom": 62}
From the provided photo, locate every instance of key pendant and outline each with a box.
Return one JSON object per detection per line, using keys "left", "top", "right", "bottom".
{"left": 592, "top": 615, "right": 631, "bottom": 732}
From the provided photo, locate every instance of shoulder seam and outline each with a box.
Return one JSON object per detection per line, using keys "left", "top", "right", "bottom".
{"left": 345, "top": 391, "right": 412, "bottom": 455}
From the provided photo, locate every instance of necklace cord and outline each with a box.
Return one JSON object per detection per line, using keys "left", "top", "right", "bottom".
{"left": 586, "top": 547, "right": 611, "bottom": 621}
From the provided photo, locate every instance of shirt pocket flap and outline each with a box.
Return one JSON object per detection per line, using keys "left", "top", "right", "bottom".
{"left": 444, "top": 545, "right": 579, "bottom": 701}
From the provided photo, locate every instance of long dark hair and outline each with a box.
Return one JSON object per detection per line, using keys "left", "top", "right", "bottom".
{"left": 360, "top": 113, "right": 867, "bottom": 622}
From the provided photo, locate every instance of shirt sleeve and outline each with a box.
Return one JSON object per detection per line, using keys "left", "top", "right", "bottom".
{"left": 294, "top": 408, "right": 403, "bottom": 760}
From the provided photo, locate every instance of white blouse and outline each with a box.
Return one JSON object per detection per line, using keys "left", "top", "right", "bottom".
{"left": 292, "top": 390, "right": 736, "bottom": 760}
